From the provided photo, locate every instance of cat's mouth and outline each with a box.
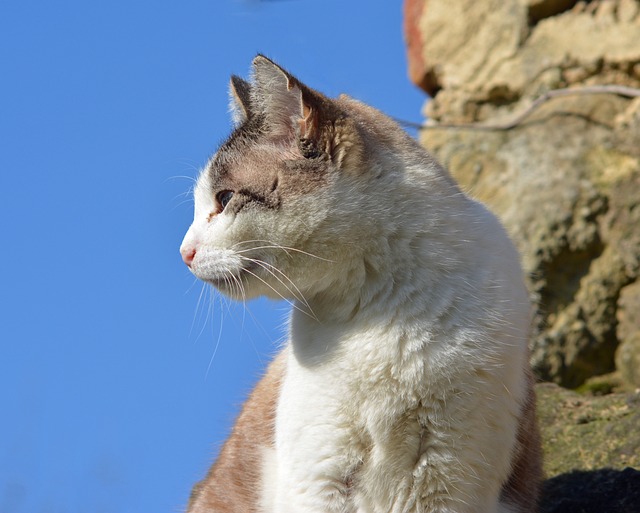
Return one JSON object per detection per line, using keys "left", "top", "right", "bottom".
{"left": 203, "top": 261, "right": 259, "bottom": 291}
{"left": 189, "top": 248, "right": 262, "bottom": 294}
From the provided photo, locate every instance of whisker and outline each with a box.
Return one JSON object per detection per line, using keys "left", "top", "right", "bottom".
{"left": 168, "top": 181, "right": 195, "bottom": 213}
{"left": 189, "top": 281, "right": 208, "bottom": 339}
{"left": 170, "top": 197, "right": 195, "bottom": 213}
{"left": 173, "top": 188, "right": 195, "bottom": 200}
{"left": 163, "top": 174, "right": 198, "bottom": 184}
{"left": 227, "top": 265, "right": 247, "bottom": 304}
{"left": 205, "top": 287, "right": 226, "bottom": 380}
{"left": 240, "top": 257, "right": 304, "bottom": 303}
{"left": 239, "top": 302, "right": 272, "bottom": 367}
{"left": 240, "top": 256, "right": 317, "bottom": 321}
{"left": 184, "top": 275, "right": 201, "bottom": 295}
{"left": 231, "top": 239, "right": 335, "bottom": 263}
{"left": 193, "top": 284, "right": 214, "bottom": 344}
{"left": 241, "top": 267, "right": 317, "bottom": 321}
{"left": 237, "top": 245, "right": 335, "bottom": 263}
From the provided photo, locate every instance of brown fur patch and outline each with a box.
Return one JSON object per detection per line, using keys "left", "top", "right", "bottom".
{"left": 500, "top": 367, "right": 544, "bottom": 512}
{"left": 187, "top": 351, "right": 286, "bottom": 513}
{"left": 207, "top": 133, "right": 334, "bottom": 214}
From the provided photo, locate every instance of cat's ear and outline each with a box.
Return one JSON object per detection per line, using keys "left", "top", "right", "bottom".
{"left": 251, "top": 55, "right": 305, "bottom": 137}
{"left": 229, "top": 75, "right": 252, "bottom": 125}
{"left": 251, "top": 55, "right": 361, "bottom": 167}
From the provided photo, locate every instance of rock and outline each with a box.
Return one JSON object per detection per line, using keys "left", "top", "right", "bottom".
{"left": 536, "top": 384, "right": 640, "bottom": 475}
{"left": 536, "top": 383, "right": 640, "bottom": 512}
{"left": 403, "top": 0, "right": 431, "bottom": 93}
{"left": 421, "top": 96, "right": 640, "bottom": 387}
{"left": 404, "top": 0, "right": 640, "bottom": 388}
{"left": 526, "top": 0, "right": 580, "bottom": 24}
{"left": 405, "top": 0, "right": 529, "bottom": 119}
{"left": 405, "top": 0, "right": 640, "bottom": 122}
{"left": 616, "top": 281, "right": 640, "bottom": 387}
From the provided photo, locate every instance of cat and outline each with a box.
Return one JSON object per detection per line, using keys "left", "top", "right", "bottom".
{"left": 180, "top": 55, "right": 543, "bottom": 513}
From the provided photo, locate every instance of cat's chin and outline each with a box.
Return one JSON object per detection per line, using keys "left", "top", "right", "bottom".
{"left": 207, "top": 277, "right": 252, "bottom": 301}
{"left": 199, "top": 261, "right": 286, "bottom": 301}
{"left": 204, "top": 267, "right": 302, "bottom": 302}
{"left": 196, "top": 264, "right": 257, "bottom": 300}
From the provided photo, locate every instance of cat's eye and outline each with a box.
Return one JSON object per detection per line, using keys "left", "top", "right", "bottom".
{"left": 217, "top": 190, "right": 234, "bottom": 211}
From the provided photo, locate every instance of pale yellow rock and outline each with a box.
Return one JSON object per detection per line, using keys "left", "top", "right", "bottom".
{"left": 414, "top": 0, "right": 640, "bottom": 387}
{"left": 417, "top": 0, "right": 640, "bottom": 122}
{"left": 616, "top": 281, "right": 640, "bottom": 387}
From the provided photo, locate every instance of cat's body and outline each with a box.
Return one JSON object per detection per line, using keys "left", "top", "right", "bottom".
{"left": 181, "top": 56, "right": 542, "bottom": 513}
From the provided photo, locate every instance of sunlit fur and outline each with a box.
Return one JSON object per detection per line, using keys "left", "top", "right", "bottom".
{"left": 181, "top": 56, "right": 542, "bottom": 513}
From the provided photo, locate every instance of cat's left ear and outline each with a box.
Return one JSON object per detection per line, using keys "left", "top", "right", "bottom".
{"left": 229, "top": 75, "right": 252, "bottom": 125}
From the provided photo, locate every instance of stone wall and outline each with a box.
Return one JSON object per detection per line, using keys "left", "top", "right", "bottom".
{"left": 405, "top": 0, "right": 640, "bottom": 390}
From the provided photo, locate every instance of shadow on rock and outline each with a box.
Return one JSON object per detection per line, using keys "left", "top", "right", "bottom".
{"left": 540, "top": 467, "right": 640, "bottom": 513}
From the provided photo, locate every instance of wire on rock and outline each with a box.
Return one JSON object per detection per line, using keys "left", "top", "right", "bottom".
{"left": 395, "top": 85, "right": 640, "bottom": 132}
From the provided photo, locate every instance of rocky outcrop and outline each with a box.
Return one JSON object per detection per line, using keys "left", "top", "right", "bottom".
{"left": 406, "top": 0, "right": 640, "bottom": 124}
{"left": 536, "top": 383, "right": 640, "bottom": 512}
{"left": 405, "top": 0, "right": 640, "bottom": 389}
{"left": 536, "top": 384, "right": 640, "bottom": 475}
{"left": 616, "top": 280, "right": 640, "bottom": 387}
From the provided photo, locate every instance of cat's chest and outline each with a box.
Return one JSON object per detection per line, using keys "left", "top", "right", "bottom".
{"left": 272, "top": 328, "right": 452, "bottom": 513}
{"left": 274, "top": 323, "right": 434, "bottom": 466}
{"left": 277, "top": 338, "right": 372, "bottom": 443}
{"left": 281, "top": 321, "right": 428, "bottom": 413}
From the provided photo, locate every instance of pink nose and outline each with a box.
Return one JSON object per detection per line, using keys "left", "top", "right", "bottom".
{"left": 181, "top": 246, "right": 196, "bottom": 267}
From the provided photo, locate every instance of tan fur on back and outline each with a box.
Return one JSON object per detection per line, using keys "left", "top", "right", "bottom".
{"left": 187, "top": 353, "right": 285, "bottom": 513}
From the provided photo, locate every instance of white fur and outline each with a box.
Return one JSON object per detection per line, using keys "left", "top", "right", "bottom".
{"left": 183, "top": 133, "right": 531, "bottom": 512}
{"left": 269, "top": 167, "right": 529, "bottom": 513}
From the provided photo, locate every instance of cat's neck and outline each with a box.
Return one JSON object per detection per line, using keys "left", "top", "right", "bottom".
{"left": 299, "top": 205, "right": 472, "bottom": 324}
{"left": 298, "top": 252, "right": 425, "bottom": 324}
{"left": 295, "top": 224, "right": 466, "bottom": 330}
{"left": 288, "top": 180, "right": 523, "bottom": 368}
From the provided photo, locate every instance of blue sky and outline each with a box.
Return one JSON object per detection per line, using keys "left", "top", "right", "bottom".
{"left": 0, "top": 2, "right": 425, "bottom": 512}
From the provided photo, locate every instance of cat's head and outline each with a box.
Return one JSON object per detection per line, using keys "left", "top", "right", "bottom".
{"left": 180, "top": 56, "right": 420, "bottom": 301}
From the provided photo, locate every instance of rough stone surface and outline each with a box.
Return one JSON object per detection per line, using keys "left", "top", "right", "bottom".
{"left": 536, "top": 384, "right": 640, "bottom": 475}
{"left": 404, "top": 0, "right": 429, "bottom": 91}
{"left": 405, "top": 0, "right": 640, "bottom": 389}
{"left": 536, "top": 384, "right": 640, "bottom": 512}
{"left": 406, "top": 0, "right": 640, "bottom": 123}
{"left": 616, "top": 281, "right": 640, "bottom": 387}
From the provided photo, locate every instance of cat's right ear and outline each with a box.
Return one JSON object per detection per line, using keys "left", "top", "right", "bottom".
{"left": 229, "top": 75, "right": 252, "bottom": 126}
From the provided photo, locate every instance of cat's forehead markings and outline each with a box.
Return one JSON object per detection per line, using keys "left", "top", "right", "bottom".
{"left": 208, "top": 121, "right": 264, "bottom": 183}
